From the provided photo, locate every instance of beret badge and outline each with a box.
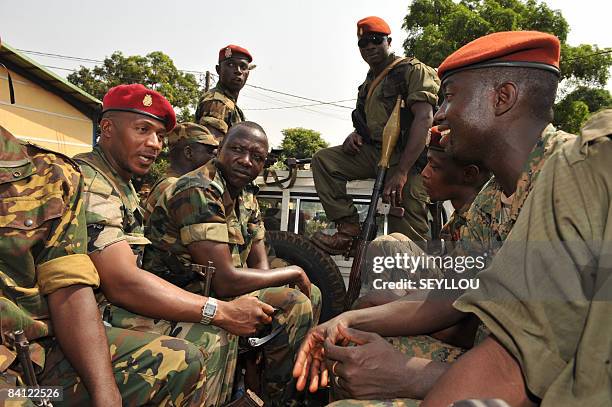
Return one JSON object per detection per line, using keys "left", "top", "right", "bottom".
{"left": 142, "top": 94, "right": 153, "bottom": 107}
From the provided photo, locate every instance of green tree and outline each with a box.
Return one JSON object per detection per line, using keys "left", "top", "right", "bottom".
{"left": 68, "top": 51, "right": 204, "bottom": 187}
{"left": 280, "top": 128, "right": 329, "bottom": 160}
{"left": 67, "top": 51, "right": 201, "bottom": 122}
{"left": 554, "top": 86, "right": 612, "bottom": 132}
{"left": 402, "top": 0, "right": 612, "bottom": 130}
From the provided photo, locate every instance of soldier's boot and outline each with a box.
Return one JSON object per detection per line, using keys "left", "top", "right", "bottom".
{"left": 311, "top": 222, "right": 360, "bottom": 255}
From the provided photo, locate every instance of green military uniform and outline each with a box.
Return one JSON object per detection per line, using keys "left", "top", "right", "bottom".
{"left": 455, "top": 110, "right": 612, "bottom": 406}
{"left": 144, "top": 122, "right": 218, "bottom": 223}
{"left": 74, "top": 145, "right": 235, "bottom": 407}
{"left": 312, "top": 53, "right": 440, "bottom": 241}
{"left": 439, "top": 203, "right": 469, "bottom": 249}
{"left": 195, "top": 83, "right": 245, "bottom": 136}
{"left": 332, "top": 125, "right": 577, "bottom": 406}
{"left": 144, "top": 159, "right": 322, "bottom": 405}
{"left": 0, "top": 126, "right": 206, "bottom": 406}
{"left": 143, "top": 167, "right": 181, "bottom": 223}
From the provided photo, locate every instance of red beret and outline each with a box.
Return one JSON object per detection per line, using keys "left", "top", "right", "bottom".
{"left": 219, "top": 44, "right": 253, "bottom": 63}
{"left": 438, "top": 31, "right": 560, "bottom": 81}
{"left": 357, "top": 16, "right": 391, "bottom": 37}
{"left": 102, "top": 84, "right": 176, "bottom": 132}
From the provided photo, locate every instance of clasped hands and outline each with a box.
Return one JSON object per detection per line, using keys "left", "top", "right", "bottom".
{"left": 292, "top": 317, "right": 411, "bottom": 400}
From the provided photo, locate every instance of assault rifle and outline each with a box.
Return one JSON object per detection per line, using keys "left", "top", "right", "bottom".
{"left": 344, "top": 96, "right": 403, "bottom": 310}
{"left": 14, "top": 330, "right": 53, "bottom": 407}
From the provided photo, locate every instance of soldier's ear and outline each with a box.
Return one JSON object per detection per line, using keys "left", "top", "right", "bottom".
{"left": 99, "top": 117, "right": 114, "bottom": 140}
{"left": 184, "top": 145, "right": 193, "bottom": 160}
{"left": 462, "top": 164, "right": 480, "bottom": 185}
{"left": 494, "top": 82, "right": 518, "bottom": 116}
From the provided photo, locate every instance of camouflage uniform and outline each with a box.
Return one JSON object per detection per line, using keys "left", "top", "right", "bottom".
{"left": 195, "top": 83, "right": 245, "bottom": 136}
{"left": 0, "top": 126, "right": 206, "bottom": 406}
{"left": 144, "top": 159, "right": 322, "bottom": 405}
{"left": 143, "top": 167, "right": 181, "bottom": 223}
{"left": 143, "top": 122, "right": 218, "bottom": 224}
{"left": 311, "top": 54, "right": 440, "bottom": 241}
{"left": 332, "top": 126, "right": 576, "bottom": 406}
{"left": 74, "top": 145, "right": 234, "bottom": 406}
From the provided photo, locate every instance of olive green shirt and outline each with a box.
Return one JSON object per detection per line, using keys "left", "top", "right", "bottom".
{"left": 455, "top": 114, "right": 612, "bottom": 405}
{"left": 358, "top": 53, "right": 440, "bottom": 143}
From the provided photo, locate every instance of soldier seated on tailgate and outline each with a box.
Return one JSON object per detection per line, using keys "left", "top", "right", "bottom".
{"left": 74, "top": 84, "right": 275, "bottom": 406}
{"left": 143, "top": 122, "right": 218, "bottom": 222}
{"left": 144, "top": 121, "right": 322, "bottom": 406}
{"left": 195, "top": 44, "right": 252, "bottom": 139}
{"left": 354, "top": 126, "right": 491, "bottom": 309}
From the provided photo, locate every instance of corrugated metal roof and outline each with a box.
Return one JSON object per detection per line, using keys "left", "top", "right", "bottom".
{"left": 0, "top": 41, "right": 101, "bottom": 115}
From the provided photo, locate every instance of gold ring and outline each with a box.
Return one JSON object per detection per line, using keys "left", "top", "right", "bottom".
{"left": 332, "top": 361, "right": 339, "bottom": 376}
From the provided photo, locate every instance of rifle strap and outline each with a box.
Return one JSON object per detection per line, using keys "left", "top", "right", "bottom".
{"left": 365, "top": 57, "right": 408, "bottom": 103}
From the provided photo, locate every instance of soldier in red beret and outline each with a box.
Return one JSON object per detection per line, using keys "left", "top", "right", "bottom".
{"left": 295, "top": 31, "right": 590, "bottom": 406}
{"left": 195, "top": 44, "right": 253, "bottom": 138}
{"left": 74, "top": 84, "right": 275, "bottom": 406}
{"left": 311, "top": 16, "right": 440, "bottom": 254}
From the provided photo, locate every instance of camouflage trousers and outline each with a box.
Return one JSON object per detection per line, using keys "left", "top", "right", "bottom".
{"left": 102, "top": 305, "right": 237, "bottom": 407}
{"left": 0, "top": 326, "right": 206, "bottom": 407}
{"left": 248, "top": 285, "right": 322, "bottom": 407}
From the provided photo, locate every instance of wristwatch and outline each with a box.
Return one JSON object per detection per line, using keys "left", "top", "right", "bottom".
{"left": 200, "top": 298, "right": 218, "bottom": 325}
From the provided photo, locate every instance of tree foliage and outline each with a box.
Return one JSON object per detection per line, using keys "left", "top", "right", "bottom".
{"left": 402, "top": 0, "right": 612, "bottom": 130}
{"left": 554, "top": 86, "right": 612, "bottom": 133}
{"left": 280, "top": 128, "right": 329, "bottom": 160}
{"left": 67, "top": 51, "right": 201, "bottom": 122}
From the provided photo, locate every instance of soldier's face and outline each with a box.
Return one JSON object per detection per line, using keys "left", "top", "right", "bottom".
{"left": 421, "top": 150, "right": 463, "bottom": 202}
{"left": 217, "top": 56, "right": 250, "bottom": 93}
{"left": 359, "top": 35, "right": 391, "bottom": 67}
{"left": 185, "top": 142, "right": 217, "bottom": 171}
{"left": 435, "top": 72, "right": 495, "bottom": 163}
{"left": 218, "top": 129, "right": 268, "bottom": 189}
{"left": 103, "top": 112, "right": 164, "bottom": 177}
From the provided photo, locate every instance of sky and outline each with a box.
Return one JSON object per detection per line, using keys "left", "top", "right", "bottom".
{"left": 1, "top": 0, "right": 611, "bottom": 147}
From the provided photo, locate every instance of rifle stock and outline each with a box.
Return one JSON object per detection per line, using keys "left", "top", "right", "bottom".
{"left": 344, "top": 96, "right": 403, "bottom": 310}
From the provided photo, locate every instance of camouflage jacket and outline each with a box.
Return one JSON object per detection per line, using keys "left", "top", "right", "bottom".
{"left": 143, "top": 168, "right": 181, "bottom": 224}
{"left": 357, "top": 53, "right": 439, "bottom": 145}
{"left": 457, "top": 125, "right": 576, "bottom": 259}
{"left": 440, "top": 202, "right": 470, "bottom": 244}
{"left": 194, "top": 83, "right": 245, "bottom": 136}
{"left": 74, "top": 145, "right": 150, "bottom": 262}
{"left": 0, "top": 126, "right": 99, "bottom": 371}
{"left": 143, "top": 160, "right": 265, "bottom": 290}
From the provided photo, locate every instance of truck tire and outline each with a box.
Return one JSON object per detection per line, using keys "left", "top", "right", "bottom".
{"left": 266, "top": 230, "right": 345, "bottom": 322}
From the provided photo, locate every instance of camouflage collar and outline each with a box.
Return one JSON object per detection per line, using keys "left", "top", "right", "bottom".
{"left": 213, "top": 83, "right": 238, "bottom": 103}
{"left": 0, "top": 126, "right": 34, "bottom": 184}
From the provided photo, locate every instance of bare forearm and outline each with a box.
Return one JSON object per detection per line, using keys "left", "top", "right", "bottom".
{"left": 48, "top": 285, "right": 121, "bottom": 406}
{"left": 214, "top": 266, "right": 300, "bottom": 297}
{"left": 349, "top": 297, "right": 464, "bottom": 337}
{"left": 398, "top": 358, "right": 450, "bottom": 400}
{"left": 101, "top": 265, "right": 205, "bottom": 323}
{"left": 422, "top": 336, "right": 536, "bottom": 407}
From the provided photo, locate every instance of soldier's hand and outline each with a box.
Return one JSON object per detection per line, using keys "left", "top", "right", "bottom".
{"left": 215, "top": 296, "right": 274, "bottom": 336}
{"left": 293, "top": 268, "right": 312, "bottom": 298}
{"left": 324, "top": 325, "right": 412, "bottom": 399}
{"left": 383, "top": 171, "right": 408, "bottom": 206}
{"left": 293, "top": 314, "right": 352, "bottom": 392}
{"left": 342, "top": 132, "right": 363, "bottom": 155}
